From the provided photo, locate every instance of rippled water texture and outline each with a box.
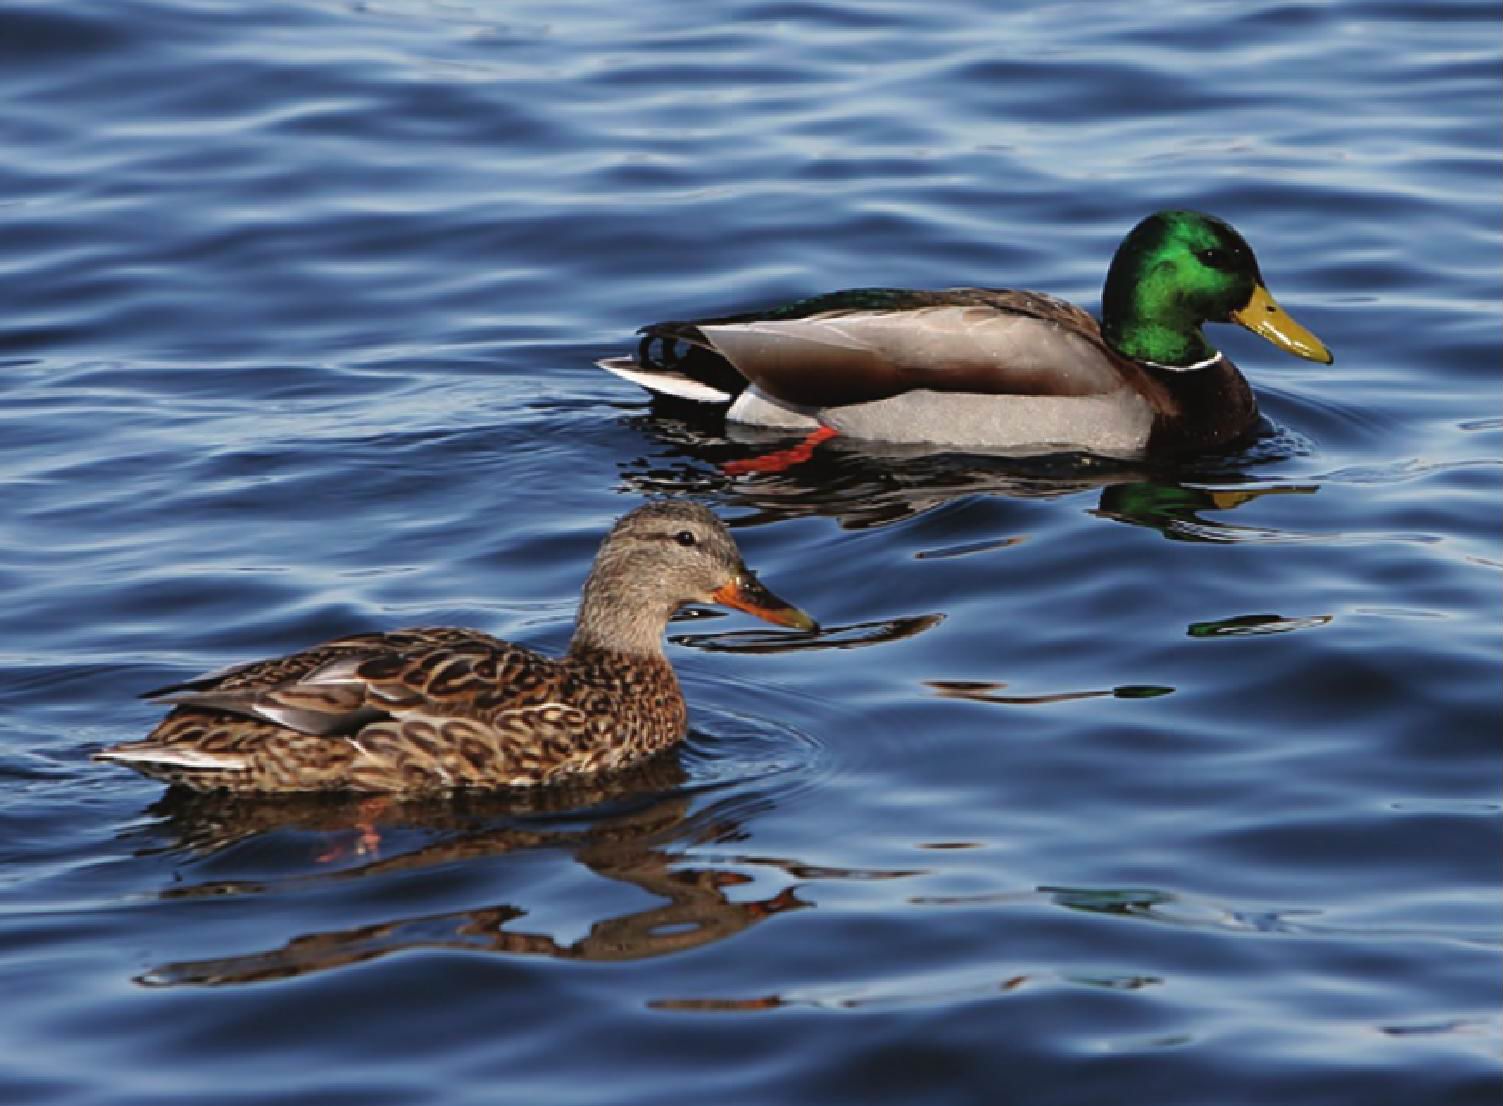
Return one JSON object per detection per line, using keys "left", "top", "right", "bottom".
{"left": 1, "top": 1, "right": 1498, "bottom": 1103}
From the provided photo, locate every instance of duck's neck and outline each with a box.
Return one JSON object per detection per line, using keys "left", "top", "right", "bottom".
{"left": 1101, "top": 300, "right": 1218, "bottom": 369}
{"left": 1105, "top": 318, "right": 1218, "bottom": 369}
{"left": 569, "top": 560, "right": 676, "bottom": 658}
{"left": 1100, "top": 260, "right": 1219, "bottom": 369}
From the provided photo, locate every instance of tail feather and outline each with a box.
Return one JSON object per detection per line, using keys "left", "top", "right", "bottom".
{"left": 596, "top": 320, "right": 750, "bottom": 405}
{"left": 140, "top": 658, "right": 262, "bottom": 701}
{"left": 596, "top": 357, "right": 733, "bottom": 404}
{"left": 94, "top": 743, "right": 250, "bottom": 772}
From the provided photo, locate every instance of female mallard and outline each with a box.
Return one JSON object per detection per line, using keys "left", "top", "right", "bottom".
{"left": 598, "top": 210, "right": 1333, "bottom": 460}
{"left": 96, "top": 502, "right": 816, "bottom": 793}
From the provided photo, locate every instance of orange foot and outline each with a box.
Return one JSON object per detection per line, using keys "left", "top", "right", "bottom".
{"left": 722, "top": 426, "right": 838, "bottom": 476}
{"left": 315, "top": 797, "right": 394, "bottom": 863}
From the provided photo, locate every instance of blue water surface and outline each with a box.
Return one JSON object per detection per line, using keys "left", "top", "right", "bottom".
{"left": 0, "top": 1, "right": 1498, "bottom": 1103}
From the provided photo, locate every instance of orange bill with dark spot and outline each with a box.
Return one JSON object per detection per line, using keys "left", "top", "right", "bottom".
{"left": 712, "top": 574, "right": 818, "bottom": 632}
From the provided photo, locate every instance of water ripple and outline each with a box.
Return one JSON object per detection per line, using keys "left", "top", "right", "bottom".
{"left": 0, "top": 0, "right": 1498, "bottom": 1102}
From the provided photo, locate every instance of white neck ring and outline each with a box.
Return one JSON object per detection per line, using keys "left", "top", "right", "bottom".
{"left": 1142, "top": 352, "right": 1225, "bottom": 374}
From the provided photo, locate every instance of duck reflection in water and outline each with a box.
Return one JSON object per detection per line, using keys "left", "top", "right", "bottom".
{"left": 618, "top": 406, "right": 1322, "bottom": 542}
{"left": 128, "top": 758, "right": 916, "bottom": 988}
{"left": 1094, "top": 479, "right": 1320, "bottom": 543}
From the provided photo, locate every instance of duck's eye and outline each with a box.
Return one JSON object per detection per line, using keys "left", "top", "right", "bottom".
{"left": 674, "top": 530, "right": 697, "bottom": 547}
{"left": 1196, "top": 247, "right": 1230, "bottom": 269}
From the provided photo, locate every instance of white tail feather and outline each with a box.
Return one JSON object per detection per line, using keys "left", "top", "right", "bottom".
{"left": 95, "top": 746, "right": 250, "bottom": 771}
{"left": 595, "top": 357, "right": 733, "bottom": 404}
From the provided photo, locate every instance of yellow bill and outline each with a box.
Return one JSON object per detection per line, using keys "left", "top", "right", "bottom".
{"left": 1231, "top": 283, "right": 1333, "bottom": 364}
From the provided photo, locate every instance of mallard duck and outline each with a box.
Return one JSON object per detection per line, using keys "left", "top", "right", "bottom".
{"left": 95, "top": 502, "right": 816, "bottom": 793}
{"left": 598, "top": 210, "right": 1333, "bottom": 460}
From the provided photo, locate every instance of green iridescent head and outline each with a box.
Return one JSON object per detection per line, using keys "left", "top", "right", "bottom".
{"left": 1100, "top": 210, "right": 1332, "bottom": 370}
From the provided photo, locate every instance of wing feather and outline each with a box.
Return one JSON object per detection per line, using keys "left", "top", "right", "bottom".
{"left": 137, "top": 628, "right": 541, "bottom": 737}
{"left": 701, "top": 300, "right": 1124, "bottom": 407}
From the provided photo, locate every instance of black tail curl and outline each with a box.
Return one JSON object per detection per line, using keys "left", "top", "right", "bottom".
{"left": 636, "top": 331, "right": 689, "bottom": 372}
{"left": 632, "top": 323, "right": 748, "bottom": 398}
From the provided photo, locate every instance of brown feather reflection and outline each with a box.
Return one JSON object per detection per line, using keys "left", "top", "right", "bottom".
{"left": 131, "top": 760, "right": 918, "bottom": 987}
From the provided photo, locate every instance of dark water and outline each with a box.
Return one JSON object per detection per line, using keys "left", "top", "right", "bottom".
{"left": 2, "top": 0, "right": 1498, "bottom": 1102}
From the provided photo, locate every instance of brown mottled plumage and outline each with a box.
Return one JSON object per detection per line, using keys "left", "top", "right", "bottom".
{"left": 96, "top": 503, "right": 816, "bottom": 793}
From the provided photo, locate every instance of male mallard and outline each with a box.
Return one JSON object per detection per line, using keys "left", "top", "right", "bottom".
{"left": 598, "top": 210, "right": 1332, "bottom": 460}
{"left": 96, "top": 502, "right": 816, "bottom": 793}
